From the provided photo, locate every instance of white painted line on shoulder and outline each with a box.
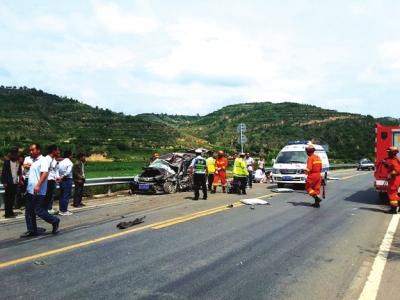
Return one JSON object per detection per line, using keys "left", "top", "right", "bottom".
{"left": 358, "top": 214, "right": 400, "bottom": 300}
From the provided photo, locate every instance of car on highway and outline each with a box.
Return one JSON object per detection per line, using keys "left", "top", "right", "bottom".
{"left": 129, "top": 152, "right": 196, "bottom": 194}
{"left": 356, "top": 159, "right": 374, "bottom": 171}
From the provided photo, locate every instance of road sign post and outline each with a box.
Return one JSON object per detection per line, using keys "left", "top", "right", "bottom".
{"left": 237, "top": 123, "right": 247, "bottom": 153}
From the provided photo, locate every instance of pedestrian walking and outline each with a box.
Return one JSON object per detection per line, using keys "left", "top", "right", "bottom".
{"left": 304, "top": 145, "right": 323, "bottom": 208}
{"left": 20, "top": 143, "right": 60, "bottom": 238}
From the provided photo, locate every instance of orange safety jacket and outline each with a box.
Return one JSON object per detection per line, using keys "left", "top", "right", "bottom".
{"left": 215, "top": 157, "right": 228, "bottom": 171}
{"left": 384, "top": 156, "right": 400, "bottom": 206}
{"left": 304, "top": 153, "right": 322, "bottom": 176}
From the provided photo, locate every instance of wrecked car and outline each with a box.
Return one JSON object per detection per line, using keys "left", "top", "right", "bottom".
{"left": 130, "top": 152, "right": 197, "bottom": 194}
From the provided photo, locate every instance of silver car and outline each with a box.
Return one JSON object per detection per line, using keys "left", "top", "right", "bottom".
{"left": 356, "top": 159, "right": 374, "bottom": 171}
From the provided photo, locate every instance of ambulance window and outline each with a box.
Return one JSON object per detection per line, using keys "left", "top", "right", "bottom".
{"left": 276, "top": 151, "right": 307, "bottom": 163}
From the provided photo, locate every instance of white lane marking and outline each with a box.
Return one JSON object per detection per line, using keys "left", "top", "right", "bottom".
{"left": 358, "top": 214, "right": 400, "bottom": 300}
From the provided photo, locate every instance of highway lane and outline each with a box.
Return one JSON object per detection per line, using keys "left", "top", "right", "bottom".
{"left": 0, "top": 170, "right": 398, "bottom": 299}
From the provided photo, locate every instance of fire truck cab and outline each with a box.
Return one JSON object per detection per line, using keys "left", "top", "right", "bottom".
{"left": 374, "top": 122, "right": 400, "bottom": 201}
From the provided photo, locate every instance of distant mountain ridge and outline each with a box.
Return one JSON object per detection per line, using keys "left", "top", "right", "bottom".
{"left": 0, "top": 86, "right": 398, "bottom": 161}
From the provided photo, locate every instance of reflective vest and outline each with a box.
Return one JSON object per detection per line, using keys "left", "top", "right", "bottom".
{"left": 206, "top": 157, "right": 216, "bottom": 173}
{"left": 233, "top": 158, "right": 249, "bottom": 177}
{"left": 193, "top": 157, "right": 207, "bottom": 174}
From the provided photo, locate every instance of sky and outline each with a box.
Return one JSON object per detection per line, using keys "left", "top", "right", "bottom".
{"left": 1, "top": 0, "right": 400, "bottom": 118}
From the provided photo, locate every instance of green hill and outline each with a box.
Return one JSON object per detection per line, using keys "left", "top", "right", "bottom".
{"left": 1, "top": 86, "right": 398, "bottom": 162}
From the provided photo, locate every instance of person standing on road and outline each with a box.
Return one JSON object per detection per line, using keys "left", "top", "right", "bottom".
{"left": 257, "top": 156, "right": 265, "bottom": 172}
{"left": 1, "top": 148, "right": 20, "bottom": 218}
{"left": 211, "top": 150, "right": 228, "bottom": 193}
{"left": 304, "top": 145, "right": 323, "bottom": 208}
{"left": 233, "top": 153, "right": 249, "bottom": 195}
{"left": 73, "top": 152, "right": 86, "bottom": 207}
{"left": 245, "top": 152, "right": 254, "bottom": 188}
{"left": 149, "top": 153, "right": 159, "bottom": 165}
{"left": 16, "top": 154, "right": 26, "bottom": 209}
{"left": 20, "top": 143, "right": 60, "bottom": 238}
{"left": 189, "top": 149, "right": 208, "bottom": 200}
{"left": 44, "top": 145, "right": 60, "bottom": 215}
{"left": 57, "top": 150, "right": 74, "bottom": 216}
{"left": 206, "top": 151, "right": 215, "bottom": 191}
{"left": 381, "top": 146, "right": 400, "bottom": 214}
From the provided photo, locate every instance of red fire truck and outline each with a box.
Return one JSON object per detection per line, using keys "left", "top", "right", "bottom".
{"left": 374, "top": 122, "right": 400, "bottom": 201}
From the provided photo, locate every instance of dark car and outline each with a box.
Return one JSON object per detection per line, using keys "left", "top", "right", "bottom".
{"left": 130, "top": 152, "right": 196, "bottom": 194}
{"left": 357, "top": 159, "right": 375, "bottom": 171}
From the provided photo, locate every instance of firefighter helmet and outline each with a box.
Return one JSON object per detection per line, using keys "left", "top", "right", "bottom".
{"left": 386, "top": 146, "right": 399, "bottom": 154}
{"left": 154, "top": 153, "right": 159, "bottom": 158}
{"left": 305, "top": 145, "right": 316, "bottom": 153}
{"left": 218, "top": 150, "right": 224, "bottom": 155}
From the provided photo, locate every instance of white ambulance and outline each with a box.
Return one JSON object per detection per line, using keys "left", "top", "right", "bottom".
{"left": 271, "top": 140, "right": 330, "bottom": 188}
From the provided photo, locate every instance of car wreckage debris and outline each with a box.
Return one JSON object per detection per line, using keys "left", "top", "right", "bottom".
{"left": 116, "top": 216, "right": 146, "bottom": 229}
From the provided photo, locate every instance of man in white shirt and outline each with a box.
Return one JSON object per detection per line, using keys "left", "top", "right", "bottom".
{"left": 254, "top": 168, "right": 266, "bottom": 183}
{"left": 44, "top": 145, "right": 60, "bottom": 215}
{"left": 245, "top": 152, "right": 255, "bottom": 188}
{"left": 57, "top": 150, "right": 74, "bottom": 216}
{"left": 20, "top": 143, "right": 60, "bottom": 238}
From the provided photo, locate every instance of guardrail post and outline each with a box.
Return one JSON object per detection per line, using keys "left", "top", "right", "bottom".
{"left": 108, "top": 176, "right": 112, "bottom": 194}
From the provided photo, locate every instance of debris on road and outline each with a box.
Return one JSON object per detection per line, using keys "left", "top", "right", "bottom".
{"left": 271, "top": 188, "right": 294, "bottom": 193}
{"left": 116, "top": 215, "right": 146, "bottom": 229}
{"left": 250, "top": 207, "right": 255, "bottom": 210}
{"left": 34, "top": 261, "right": 45, "bottom": 265}
{"left": 240, "top": 199, "right": 270, "bottom": 205}
{"left": 328, "top": 177, "right": 340, "bottom": 180}
{"left": 227, "top": 204, "right": 234, "bottom": 208}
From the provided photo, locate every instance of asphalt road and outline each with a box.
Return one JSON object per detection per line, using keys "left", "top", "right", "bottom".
{"left": 1, "top": 169, "right": 399, "bottom": 300}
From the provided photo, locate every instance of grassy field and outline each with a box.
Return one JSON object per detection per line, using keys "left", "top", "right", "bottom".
{"left": 85, "top": 161, "right": 146, "bottom": 178}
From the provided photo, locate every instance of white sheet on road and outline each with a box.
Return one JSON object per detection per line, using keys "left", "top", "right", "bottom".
{"left": 240, "top": 199, "right": 270, "bottom": 205}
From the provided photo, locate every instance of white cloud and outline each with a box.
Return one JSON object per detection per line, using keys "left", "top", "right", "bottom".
{"left": 378, "top": 41, "right": 400, "bottom": 69}
{"left": 1, "top": 0, "right": 400, "bottom": 119}
{"left": 95, "top": 2, "right": 158, "bottom": 34}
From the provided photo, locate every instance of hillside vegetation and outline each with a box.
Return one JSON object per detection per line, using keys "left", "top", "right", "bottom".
{"left": 1, "top": 86, "right": 398, "bottom": 162}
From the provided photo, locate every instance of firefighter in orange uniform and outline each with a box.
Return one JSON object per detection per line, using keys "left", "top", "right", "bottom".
{"left": 304, "top": 145, "right": 323, "bottom": 207}
{"left": 211, "top": 150, "right": 228, "bottom": 193}
{"left": 382, "top": 146, "right": 400, "bottom": 214}
{"left": 149, "top": 153, "right": 159, "bottom": 165}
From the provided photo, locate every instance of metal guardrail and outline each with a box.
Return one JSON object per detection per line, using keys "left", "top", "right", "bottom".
{"left": 0, "top": 165, "right": 357, "bottom": 195}
{"left": 0, "top": 176, "right": 133, "bottom": 195}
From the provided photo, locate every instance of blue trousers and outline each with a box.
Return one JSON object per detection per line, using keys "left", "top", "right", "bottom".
{"left": 59, "top": 179, "right": 72, "bottom": 212}
{"left": 247, "top": 170, "right": 253, "bottom": 187}
{"left": 25, "top": 193, "right": 59, "bottom": 234}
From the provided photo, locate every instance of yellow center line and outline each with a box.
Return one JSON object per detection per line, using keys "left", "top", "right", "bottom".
{"left": 0, "top": 200, "right": 256, "bottom": 268}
